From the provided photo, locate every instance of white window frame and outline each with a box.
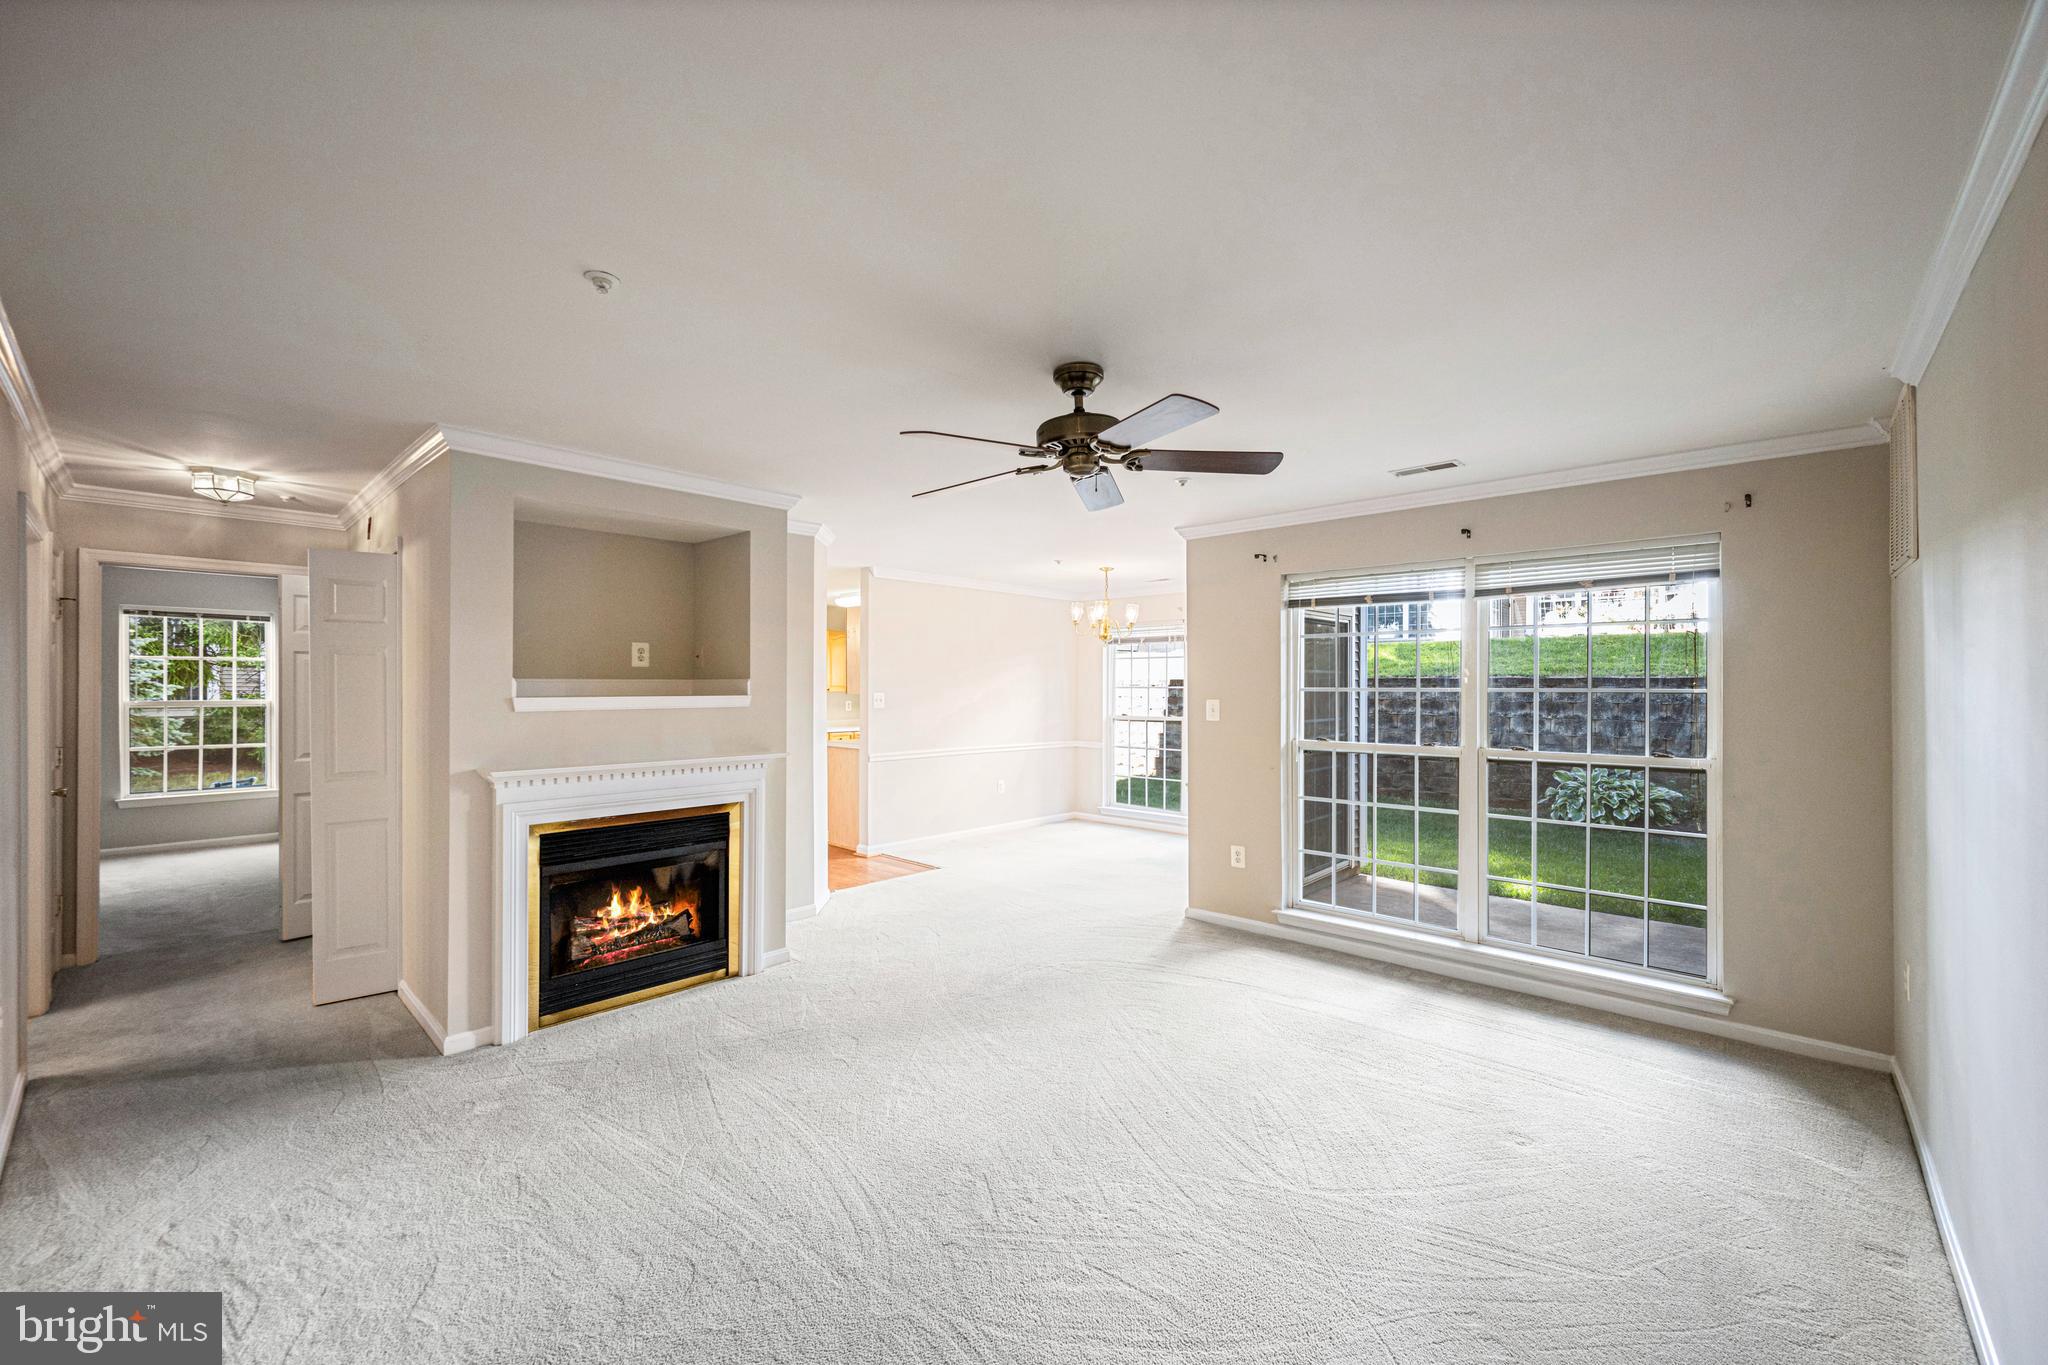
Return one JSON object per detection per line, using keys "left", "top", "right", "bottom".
{"left": 1279, "top": 538, "right": 1725, "bottom": 1008}
{"left": 117, "top": 608, "right": 278, "bottom": 806}
{"left": 1101, "top": 625, "right": 1189, "bottom": 826}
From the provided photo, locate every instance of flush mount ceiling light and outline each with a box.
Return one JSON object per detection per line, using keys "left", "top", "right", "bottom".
{"left": 830, "top": 591, "right": 862, "bottom": 608}
{"left": 189, "top": 468, "right": 256, "bottom": 503}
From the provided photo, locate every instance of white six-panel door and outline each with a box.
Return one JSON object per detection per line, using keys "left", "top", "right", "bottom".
{"left": 308, "top": 550, "right": 401, "bottom": 1004}
{"left": 278, "top": 572, "right": 313, "bottom": 941}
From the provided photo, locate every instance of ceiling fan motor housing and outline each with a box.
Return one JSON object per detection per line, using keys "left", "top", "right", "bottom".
{"left": 1036, "top": 409, "right": 1121, "bottom": 475}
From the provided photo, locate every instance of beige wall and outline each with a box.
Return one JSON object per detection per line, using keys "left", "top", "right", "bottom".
{"left": 1186, "top": 445, "right": 1893, "bottom": 1052}
{"left": 365, "top": 450, "right": 791, "bottom": 1038}
{"left": 1894, "top": 128, "right": 2048, "bottom": 1358}
{"left": 511, "top": 521, "right": 698, "bottom": 680}
{"left": 693, "top": 531, "right": 751, "bottom": 680}
{"left": 861, "top": 577, "right": 1188, "bottom": 848}
{"left": 785, "top": 532, "right": 826, "bottom": 910}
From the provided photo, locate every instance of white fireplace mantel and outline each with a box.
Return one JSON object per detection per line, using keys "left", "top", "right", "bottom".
{"left": 484, "top": 753, "right": 780, "bottom": 1045}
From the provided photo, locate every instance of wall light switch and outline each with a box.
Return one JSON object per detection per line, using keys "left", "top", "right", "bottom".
{"left": 1230, "top": 845, "right": 1246, "bottom": 869}
{"left": 630, "top": 642, "right": 650, "bottom": 668}
{"left": 1205, "top": 699, "right": 1221, "bottom": 722}
{"left": 872, "top": 692, "right": 886, "bottom": 710}
{"left": 997, "top": 778, "right": 1007, "bottom": 794}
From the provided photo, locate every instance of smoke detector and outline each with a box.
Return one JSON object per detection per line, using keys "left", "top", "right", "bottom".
{"left": 583, "top": 269, "right": 620, "bottom": 295}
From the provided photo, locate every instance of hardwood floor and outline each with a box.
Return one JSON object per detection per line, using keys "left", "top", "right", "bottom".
{"left": 828, "top": 845, "right": 935, "bottom": 891}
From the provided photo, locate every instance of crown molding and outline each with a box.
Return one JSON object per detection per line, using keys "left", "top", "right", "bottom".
{"left": 62, "top": 482, "right": 347, "bottom": 530}
{"left": 1177, "top": 421, "right": 1887, "bottom": 541}
{"left": 788, "top": 518, "right": 835, "bottom": 545}
{"left": 0, "top": 295, "right": 71, "bottom": 496}
{"left": 1890, "top": 0, "right": 2048, "bottom": 384}
{"left": 342, "top": 424, "right": 449, "bottom": 528}
{"left": 435, "top": 424, "right": 803, "bottom": 512}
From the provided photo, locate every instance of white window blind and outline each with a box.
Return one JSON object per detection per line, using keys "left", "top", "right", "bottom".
{"left": 1284, "top": 563, "right": 1466, "bottom": 609}
{"left": 1473, "top": 538, "right": 1719, "bottom": 599}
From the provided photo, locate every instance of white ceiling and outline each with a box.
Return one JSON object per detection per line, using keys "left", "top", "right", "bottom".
{"left": 0, "top": 1, "right": 2023, "bottom": 593}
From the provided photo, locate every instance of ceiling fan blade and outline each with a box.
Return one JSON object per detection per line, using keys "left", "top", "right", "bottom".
{"left": 1096, "top": 394, "right": 1219, "bottom": 449}
{"left": 900, "top": 429, "right": 1042, "bottom": 454}
{"left": 912, "top": 465, "right": 1047, "bottom": 499}
{"left": 1128, "top": 449, "right": 1284, "bottom": 475}
{"left": 1072, "top": 469, "right": 1124, "bottom": 512}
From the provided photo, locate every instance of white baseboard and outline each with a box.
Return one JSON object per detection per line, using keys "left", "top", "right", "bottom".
{"left": 1076, "top": 808, "right": 1189, "bottom": 835}
{"left": 1892, "top": 1062, "right": 2000, "bottom": 1364}
{"left": 1183, "top": 907, "right": 1893, "bottom": 1073}
{"left": 0, "top": 1070, "right": 24, "bottom": 1179}
{"left": 858, "top": 811, "right": 1073, "bottom": 856}
{"left": 785, "top": 902, "right": 821, "bottom": 924}
{"left": 101, "top": 832, "right": 279, "bottom": 858}
{"left": 761, "top": 947, "right": 792, "bottom": 969}
{"left": 397, "top": 980, "right": 494, "bottom": 1056}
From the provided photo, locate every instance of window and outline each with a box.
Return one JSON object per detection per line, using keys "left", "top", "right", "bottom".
{"left": 1287, "top": 539, "right": 1718, "bottom": 984}
{"left": 1106, "top": 630, "right": 1186, "bottom": 816}
{"left": 120, "top": 610, "right": 274, "bottom": 799}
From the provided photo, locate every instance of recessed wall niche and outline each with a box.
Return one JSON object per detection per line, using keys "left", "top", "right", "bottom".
{"left": 511, "top": 511, "right": 751, "bottom": 709}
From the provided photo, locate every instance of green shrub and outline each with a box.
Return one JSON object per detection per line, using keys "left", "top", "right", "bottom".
{"left": 1543, "top": 767, "right": 1680, "bottom": 826}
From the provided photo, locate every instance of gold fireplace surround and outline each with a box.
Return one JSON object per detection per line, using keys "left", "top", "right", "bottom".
{"left": 527, "top": 801, "right": 742, "bottom": 1031}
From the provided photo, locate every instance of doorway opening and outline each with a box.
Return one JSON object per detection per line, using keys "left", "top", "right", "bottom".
{"left": 71, "top": 552, "right": 310, "bottom": 979}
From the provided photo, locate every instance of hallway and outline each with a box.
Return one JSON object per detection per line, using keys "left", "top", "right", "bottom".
{"left": 30, "top": 844, "right": 426, "bottom": 1083}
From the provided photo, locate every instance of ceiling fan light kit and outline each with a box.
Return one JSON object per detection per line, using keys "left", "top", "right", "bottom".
{"left": 903, "top": 361, "right": 1284, "bottom": 512}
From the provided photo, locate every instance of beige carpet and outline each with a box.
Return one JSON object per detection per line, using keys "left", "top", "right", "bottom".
{"left": 2, "top": 827, "right": 1969, "bottom": 1362}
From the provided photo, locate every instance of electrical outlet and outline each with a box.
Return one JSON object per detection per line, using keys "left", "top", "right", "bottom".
{"left": 872, "top": 692, "right": 886, "bottom": 710}
{"left": 630, "top": 642, "right": 650, "bottom": 669}
{"left": 1229, "top": 844, "right": 1246, "bottom": 869}
{"left": 1205, "top": 699, "right": 1220, "bottom": 722}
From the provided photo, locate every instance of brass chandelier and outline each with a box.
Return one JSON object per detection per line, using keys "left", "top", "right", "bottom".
{"left": 1070, "top": 566, "right": 1140, "bottom": 643}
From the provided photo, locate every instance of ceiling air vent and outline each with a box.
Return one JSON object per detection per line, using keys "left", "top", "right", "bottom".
{"left": 1390, "top": 459, "right": 1463, "bottom": 478}
{"left": 1889, "top": 384, "right": 1919, "bottom": 577}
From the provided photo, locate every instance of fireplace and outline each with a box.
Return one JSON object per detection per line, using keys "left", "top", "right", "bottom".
{"left": 527, "top": 802, "right": 740, "bottom": 1029}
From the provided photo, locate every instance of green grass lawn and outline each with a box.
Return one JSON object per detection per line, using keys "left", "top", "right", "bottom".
{"left": 1483, "top": 814, "right": 1706, "bottom": 910}
{"left": 1350, "top": 630, "right": 1705, "bottom": 681}
{"left": 1114, "top": 777, "right": 1182, "bottom": 812}
{"left": 1324, "top": 800, "right": 1707, "bottom": 920}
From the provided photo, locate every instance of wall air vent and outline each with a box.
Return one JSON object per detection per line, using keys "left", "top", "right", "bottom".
{"left": 1390, "top": 460, "right": 1463, "bottom": 478}
{"left": 1889, "top": 384, "right": 1919, "bottom": 576}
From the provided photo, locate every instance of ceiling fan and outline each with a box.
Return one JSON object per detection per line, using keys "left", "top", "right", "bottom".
{"left": 903, "top": 361, "right": 1283, "bottom": 512}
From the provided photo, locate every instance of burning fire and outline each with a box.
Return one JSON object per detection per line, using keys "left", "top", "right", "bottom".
{"left": 568, "top": 882, "right": 700, "bottom": 968}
